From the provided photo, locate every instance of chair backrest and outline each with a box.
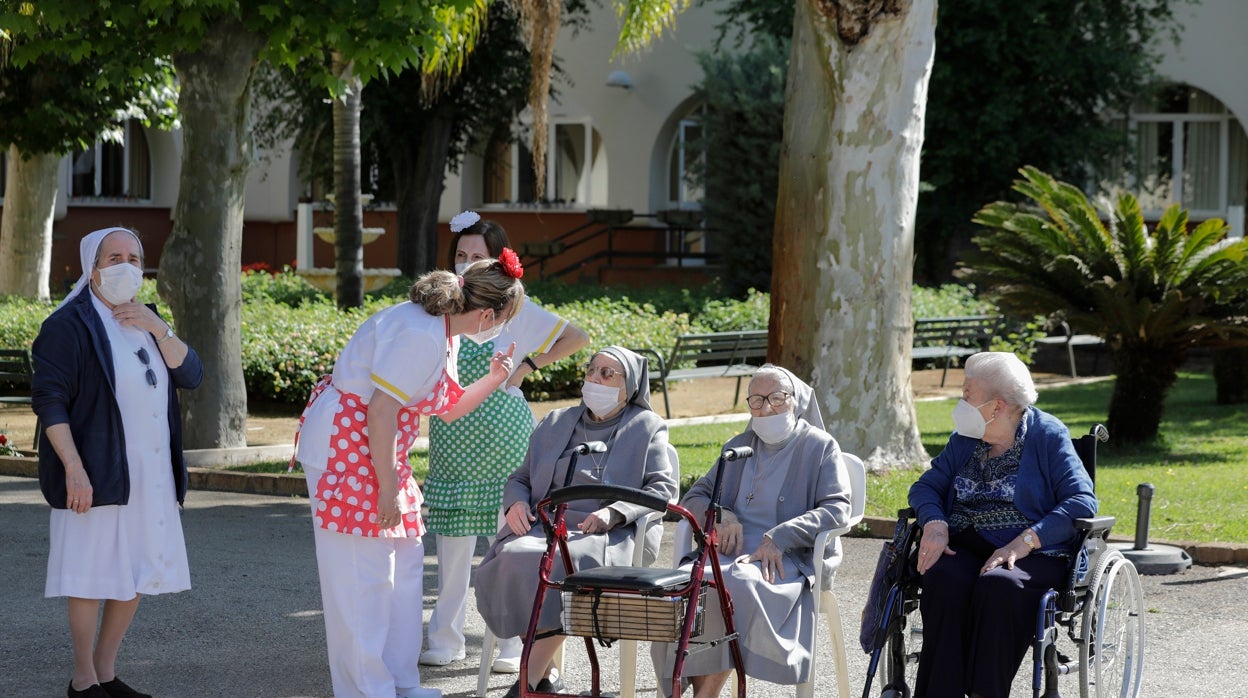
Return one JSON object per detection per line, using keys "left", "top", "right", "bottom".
{"left": 840, "top": 452, "right": 867, "bottom": 526}
{"left": 1071, "top": 424, "right": 1109, "bottom": 484}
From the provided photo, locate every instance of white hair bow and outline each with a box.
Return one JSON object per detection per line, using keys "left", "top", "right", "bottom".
{"left": 450, "top": 210, "right": 481, "bottom": 233}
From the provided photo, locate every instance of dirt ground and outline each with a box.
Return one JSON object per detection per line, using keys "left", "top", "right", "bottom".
{"left": 0, "top": 368, "right": 1078, "bottom": 450}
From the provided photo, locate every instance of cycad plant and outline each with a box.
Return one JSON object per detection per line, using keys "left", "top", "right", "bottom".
{"left": 962, "top": 166, "right": 1248, "bottom": 444}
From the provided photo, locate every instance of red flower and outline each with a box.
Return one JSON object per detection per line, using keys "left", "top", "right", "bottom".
{"left": 499, "top": 247, "right": 524, "bottom": 280}
{"left": 0, "top": 434, "right": 7, "bottom": 446}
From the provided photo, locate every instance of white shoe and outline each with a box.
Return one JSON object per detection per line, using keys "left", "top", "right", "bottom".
{"left": 397, "top": 688, "right": 442, "bottom": 698}
{"left": 491, "top": 655, "right": 521, "bottom": 674}
{"left": 418, "top": 646, "right": 466, "bottom": 666}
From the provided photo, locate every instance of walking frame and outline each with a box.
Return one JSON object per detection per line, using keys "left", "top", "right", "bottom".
{"left": 518, "top": 442, "right": 753, "bottom": 698}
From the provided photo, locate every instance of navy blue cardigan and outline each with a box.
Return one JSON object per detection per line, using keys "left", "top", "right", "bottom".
{"left": 31, "top": 290, "right": 204, "bottom": 509}
{"left": 909, "top": 407, "right": 1097, "bottom": 553}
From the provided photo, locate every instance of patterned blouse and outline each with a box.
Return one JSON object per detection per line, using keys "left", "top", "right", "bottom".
{"left": 948, "top": 407, "right": 1065, "bottom": 557}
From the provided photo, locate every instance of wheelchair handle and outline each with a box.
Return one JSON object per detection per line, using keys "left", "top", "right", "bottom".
{"left": 543, "top": 484, "right": 671, "bottom": 514}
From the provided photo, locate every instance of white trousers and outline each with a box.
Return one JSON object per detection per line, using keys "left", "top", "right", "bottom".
{"left": 313, "top": 526, "right": 428, "bottom": 698}
{"left": 426, "top": 534, "right": 475, "bottom": 652}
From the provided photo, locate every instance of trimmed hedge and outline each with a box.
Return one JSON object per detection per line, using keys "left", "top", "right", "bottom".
{"left": 0, "top": 273, "right": 1031, "bottom": 405}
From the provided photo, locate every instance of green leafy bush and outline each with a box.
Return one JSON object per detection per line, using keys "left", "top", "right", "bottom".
{"left": 242, "top": 267, "right": 328, "bottom": 307}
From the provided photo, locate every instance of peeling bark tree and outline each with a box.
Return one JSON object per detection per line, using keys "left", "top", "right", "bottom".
{"left": 770, "top": 0, "right": 936, "bottom": 470}
{"left": 158, "top": 17, "right": 266, "bottom": 449}
{"left": 0, "top": 147, "right": 58, "bottom": 299}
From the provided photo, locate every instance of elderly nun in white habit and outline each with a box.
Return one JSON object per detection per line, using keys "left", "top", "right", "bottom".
{"left": 651, "top": 364, "right": 852, "bottom": 698}
{"left": 475, "top": 346, "right": 679, "bottom": 698}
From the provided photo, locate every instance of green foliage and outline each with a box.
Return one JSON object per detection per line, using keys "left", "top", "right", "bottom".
{"left": 964, "top": 166, "right": 1248, "bottom": 442}
{"left": 241, "top": 268, "right": 329, "bottom": 307}
{"left": 0, "top": 296, "right": 54, "bottom": 349}
{"left": 696, "top": 0, "right": 1185, "bottom": 284}
{"left": 911, "top": 284, "right": 996, "bottom": 318}
{"left": 692, "top": 36, "right": 788, "bottom": 298}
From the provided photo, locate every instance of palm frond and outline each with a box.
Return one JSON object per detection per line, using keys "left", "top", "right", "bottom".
{"left": 613, "top": 0, "right": 695, "bottom": 56}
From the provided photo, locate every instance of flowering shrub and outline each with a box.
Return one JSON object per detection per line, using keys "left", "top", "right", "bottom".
{"left": 0, "top": 431, "right": 22, "bottom": 457}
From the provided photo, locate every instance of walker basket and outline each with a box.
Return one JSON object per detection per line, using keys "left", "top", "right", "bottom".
{"left": 560, "top": 566, "right": 705, "bottom": 643}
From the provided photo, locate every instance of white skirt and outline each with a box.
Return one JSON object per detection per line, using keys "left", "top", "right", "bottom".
{"left": 45, "top": 415, "right": 190, "bottom": 599}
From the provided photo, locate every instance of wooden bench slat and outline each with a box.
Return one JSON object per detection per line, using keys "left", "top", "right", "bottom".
{"left": 639, "top": 330, "right": 768, "bottom": 418}
{"left": 911, "top": 316, "right": 1001, "bottom": 387}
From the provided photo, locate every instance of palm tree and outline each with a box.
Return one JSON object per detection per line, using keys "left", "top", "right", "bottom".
{"left": 963, "top": 166, "right": 1248, "bottom": 444}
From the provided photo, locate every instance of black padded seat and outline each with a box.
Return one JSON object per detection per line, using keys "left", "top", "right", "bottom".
{"left": 562, "top": 566, "right": 691, "bottom": 594}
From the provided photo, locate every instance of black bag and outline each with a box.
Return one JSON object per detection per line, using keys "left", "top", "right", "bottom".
{"left": 859, "top": 516, "right": 914, "bottom": 654}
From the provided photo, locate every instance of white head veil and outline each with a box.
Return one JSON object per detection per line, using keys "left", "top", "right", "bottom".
{"left": 56, "top": 227, "right": 144, "bottom": 311}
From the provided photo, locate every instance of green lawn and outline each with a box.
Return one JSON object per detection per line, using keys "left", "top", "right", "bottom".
{"left": 244, "top": 372, "right": 1247, "bottom": 544}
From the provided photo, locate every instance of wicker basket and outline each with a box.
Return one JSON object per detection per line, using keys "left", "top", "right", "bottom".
{"left": 561, "top": 587, "right": 705, "bottom": 642}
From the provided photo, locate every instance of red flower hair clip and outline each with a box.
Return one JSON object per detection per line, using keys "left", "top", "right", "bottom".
{"left": 499, "top": 247, "right": 524, "bottom": 279}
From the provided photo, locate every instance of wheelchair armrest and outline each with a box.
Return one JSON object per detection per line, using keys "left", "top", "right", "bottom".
{"left": 1074, "top": 515, "right": 1117, "bottom": 534}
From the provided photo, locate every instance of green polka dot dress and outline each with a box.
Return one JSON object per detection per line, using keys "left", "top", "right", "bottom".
{"left": 425, "top": 299, "right": 569, "bottom": 537}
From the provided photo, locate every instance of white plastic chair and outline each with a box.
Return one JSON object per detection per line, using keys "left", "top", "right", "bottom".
{"left": 668, "top": 451, "right": 866, "bottom": 698}
{"left": 475, "top": 509, "right": 667, "bottom": 698}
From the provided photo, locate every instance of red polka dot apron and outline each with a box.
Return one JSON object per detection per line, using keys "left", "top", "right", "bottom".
{"left": 296, "top": 371, "right": 463, "bottom": 538}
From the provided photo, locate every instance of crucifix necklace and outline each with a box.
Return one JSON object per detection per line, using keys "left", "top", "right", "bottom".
{"left": 742, "top": 457, "right": 766, "bottom": 505}
{"left": 587, "top": 420, "right": 620, "bottom": 479}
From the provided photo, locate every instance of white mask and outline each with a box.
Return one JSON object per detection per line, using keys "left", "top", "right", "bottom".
{"left": 751, "top": 411, "right": 796, "bottom": 445}
{"left": 581, "top": 381, "right": 623, "bottom": 417}
{"left": 464, "top": 312, "right": 504, "bottom": 345}
{"left": 95, "top": 263, "right": 144, "bottom": 305}
{"left": 951, "top": 399, "right": 995, "bottom": 439}
{"left": 454, "top": 262, "right": 470, "bottom": 275}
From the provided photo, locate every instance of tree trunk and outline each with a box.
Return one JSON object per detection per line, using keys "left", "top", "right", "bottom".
{"left": 393, "top": 107, "right": 454, "bottom": 278}
{"left": 1107, "top": 344, "right": 1182, "bottom": 444}
{"left": 770, "top": 0, "right": 936, "bottom": 470}
{"left": 0, "top": 147, "right": 59, "bottom": 300}
{"left": 161, "top": 18, "right": 265, "bottom": 449}
{"left": 332, "top": 53, "right": 364, "bottom": 310}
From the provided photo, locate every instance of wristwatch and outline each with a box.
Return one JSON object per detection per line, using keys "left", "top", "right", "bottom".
{"left": 157, "top": 327, "right": 176, "bottom": 343}
{"left": 1022, "top": 530, "right": 1039, "bottom": 550}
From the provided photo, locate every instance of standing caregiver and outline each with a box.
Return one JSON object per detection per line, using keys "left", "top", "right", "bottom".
{"left": 32, "top": 227, "right": 204, "bottom": 698}
{"left": 293, "top": 252, "right": 525, "bottom": 698}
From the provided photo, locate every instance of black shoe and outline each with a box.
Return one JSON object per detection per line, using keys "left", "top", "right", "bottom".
{"left": 505, "top": 675, "right": 567, "bottom": 697}
{"left": 99, "top": 677, "right": 152, "bottom": 698}
{"left": 67, "top": 682, "right": 110, "bottom": 698}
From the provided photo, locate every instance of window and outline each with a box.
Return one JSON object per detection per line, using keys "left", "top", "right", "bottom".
{"left": 69, "top": 119, "right": 151, "bottom": 200}
{"left": 666, "top": 110, "right": 705, "bottom": 209}
{"left": 1127, "top": 85, "right": 1248, "bottom": 217}
{"left": 483, "top": 118, "right": 601, "bottom": 206}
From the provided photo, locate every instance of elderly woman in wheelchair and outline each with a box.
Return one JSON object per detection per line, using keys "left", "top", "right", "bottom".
{"left": 907, "top": 352, "right": 1097, "bottom": 698}
{"left": 652, "top": 365, "right": 853, "bottom": 698}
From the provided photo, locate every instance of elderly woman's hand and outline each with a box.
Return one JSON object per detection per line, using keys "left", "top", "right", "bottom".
{"left": 505, "top": 501, "right": 535, "bottom": 537}
{"left": 65, "top": 462, "right": 93, "bottom": 514}
{"left": 716, "top": 509, "right": 744, "bottom": 556}
{"left": 578, "top": 507, "right": 620, "bottom": 534}
{"left": 981, "top": 537, "right": 1032, "bottom": 575}
{"left": 916, "top": 520, "right": 955, "bottom": 575}
{"left": 746, "top": 534, "right": 785, "bottom": 583}
{"left": 110, "top": 301, "right": 169, "bottom": 337}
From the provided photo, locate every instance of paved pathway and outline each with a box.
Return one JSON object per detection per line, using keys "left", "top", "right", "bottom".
{"left": 3, "top": 477, "right": 1246, "bottom": 697}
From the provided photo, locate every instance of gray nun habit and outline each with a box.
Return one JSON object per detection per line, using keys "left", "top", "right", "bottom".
{"left": 474, "top": 346, "right": 679, "bottom": 638}
{"left": 652, "top": 365, "right": 853, "bottom": 690}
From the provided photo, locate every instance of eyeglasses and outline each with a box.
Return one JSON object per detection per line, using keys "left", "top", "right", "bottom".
{"left": 746, "top": 391, "right": 791, "bottom": 410}
{"left": 583, "top": 363, "right": 621, "bottom": 382}
{"left": 135, "top": 347, "right": 157, "bottom": 388}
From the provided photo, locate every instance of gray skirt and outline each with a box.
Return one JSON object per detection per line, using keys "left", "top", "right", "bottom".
{"left": 475, "top": 514, "right": 638, "bottom": 639}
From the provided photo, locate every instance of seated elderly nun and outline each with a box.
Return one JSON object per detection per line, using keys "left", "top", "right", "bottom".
{"left": 474, "top": 346, "right": 679, "bottom": 698}
{"left": 651, "top": 364, "right": 853, "bottom": 698}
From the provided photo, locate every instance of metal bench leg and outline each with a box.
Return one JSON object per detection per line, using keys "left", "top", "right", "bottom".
{"left": 1067, "top": 341, "right": 1078, "bottom": 378}
{"left": 661, "top": 377, "right": 671, "bottom": 419}
{"left": 939, "top": 357, "right": 951, "bottom": 387}
{"left": 733, "top": 376, "right": 744, "bottom": 409}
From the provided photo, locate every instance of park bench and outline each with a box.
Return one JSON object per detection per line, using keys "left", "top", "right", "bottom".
{"left": 636, "top": 330, "right": 769, "bottom": 419}
{"left": 0, "top": 348, "right": 39, "bottom": 449}
{"left": 1034, "top": 320, "right": 1106, "bottom": 377}
{"left": 911, "top": 315, "right": 1002, "bottom": 387}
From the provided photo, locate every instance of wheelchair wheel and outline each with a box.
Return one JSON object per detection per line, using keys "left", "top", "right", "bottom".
{"left": 1078, "top": 553, "right": 1145, "bottom": 698}
{"left": 880, "top": 596, "right": 922, "bottom": 698}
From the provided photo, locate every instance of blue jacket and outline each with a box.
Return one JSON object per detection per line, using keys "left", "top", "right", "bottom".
{"left": 908, "top": 407, "right": 1097, "bottom": 552}
{"left": 31, "top": 290, "right": 204, "bottom": 509}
